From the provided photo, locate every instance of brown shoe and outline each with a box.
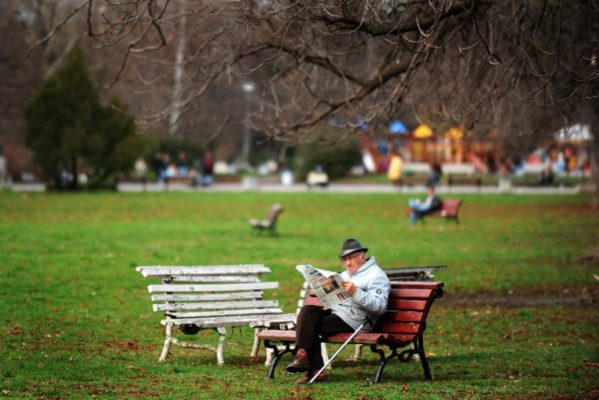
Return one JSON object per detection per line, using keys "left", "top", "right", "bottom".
{"left": 295, "top": 370, "right": 328, "bottom": 385}
{"left": 286, "top": 348, "right": 311, "bottom": 373}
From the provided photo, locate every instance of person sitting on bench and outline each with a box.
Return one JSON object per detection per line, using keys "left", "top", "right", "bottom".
{"left": 286, "top": 238, "right": 391, "bottom": 384}
{"left": 408, "top": 184, "right": 442, "bottom": 224}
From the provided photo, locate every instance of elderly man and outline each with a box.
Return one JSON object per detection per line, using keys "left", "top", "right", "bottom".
{"left": 286, "top": 238, "right": 391, "bottom": 384}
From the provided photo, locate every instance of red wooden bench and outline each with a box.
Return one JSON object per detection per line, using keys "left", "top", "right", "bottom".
{"left": 258, "top": 281, "right": 444, "bottom": 383}
{"left": 418, "top": 199, "right": 462, "bottom": 224}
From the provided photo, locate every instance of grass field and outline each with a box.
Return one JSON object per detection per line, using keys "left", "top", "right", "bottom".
{"left": 1, "top": 191, "right": 598, "bottom": 399}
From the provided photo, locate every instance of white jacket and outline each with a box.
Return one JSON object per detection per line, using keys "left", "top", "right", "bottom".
{"left": 331, "top": 256, "right": 391, "bottom": 331}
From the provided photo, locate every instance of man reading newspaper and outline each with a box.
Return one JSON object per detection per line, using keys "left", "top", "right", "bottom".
{"left": 287, "top": 238, "right": 391, "bottom": 384}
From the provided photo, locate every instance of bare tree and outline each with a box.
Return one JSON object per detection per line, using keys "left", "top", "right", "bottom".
{"left": 21, "top": 0, "right": 599, "bottom": 203}
{"left": 0, "top": 0, "right": 45, "bottom": 179}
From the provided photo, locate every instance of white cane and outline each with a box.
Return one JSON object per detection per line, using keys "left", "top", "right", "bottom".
{"left": 308, "top": 318, "right": 371, "bottom": 384}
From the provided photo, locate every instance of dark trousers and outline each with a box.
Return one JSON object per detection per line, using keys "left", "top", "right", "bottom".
{"left": 295, "top": 305, "right": 353, "bottom": 370}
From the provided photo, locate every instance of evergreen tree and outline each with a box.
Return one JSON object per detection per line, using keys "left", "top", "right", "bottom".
{"left": 25, "top": 47, "right": 141, "bottom": 190}
{"left": 84, "top": 97, "right": 143, "bottom": 188}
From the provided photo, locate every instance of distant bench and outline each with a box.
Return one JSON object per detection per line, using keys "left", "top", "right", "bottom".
{"left": 115, "top": 176, "right": 149, "bottom": 191}
{"left": 432, "top": 200, "right": 462, "bottom": 223}
{"left": 258, "top": 281, "right": 445, "bottom": 383}
{"left": 165, "top": 176, "right": 195, "bottom": 188}
{"left": 400, "top": 174, "right": 429, "bottom": 187}
{"left": 136, "top": 265, "right": 295, "bottom": 364}
{"left": 446, "top": 175, "right": 482, "bottom": 191}
{"left": 412, "top": 200, "right": 463, "bottom": 224}
{"left": 249, "top": 204, "right": 284, "bottom": 236}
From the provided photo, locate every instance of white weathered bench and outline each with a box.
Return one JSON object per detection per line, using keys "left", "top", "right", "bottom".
{"left": 136, "top": 264, "right": 295, "bottom": 364}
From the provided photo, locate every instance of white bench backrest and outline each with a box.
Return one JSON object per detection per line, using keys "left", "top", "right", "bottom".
{"left": 136, "top": 265, "right": 284, "bottom": 325}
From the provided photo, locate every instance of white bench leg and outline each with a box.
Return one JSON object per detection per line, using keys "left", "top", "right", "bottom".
{"left": 321, "top": 342, "right": 331, "bottom": 368}
{"left": 410, "top": 342, "right": 420, "bottom": 361}
{"left": 216, "top": 327, "right": 226, "bottom": 365}
{"left": 159, "top": 323, "right": 173, "bottom": 362}
{"left": 348, "top": 344, "right": 363, "bottom": 361}
{"left": 251, "top": 327, "right": 262, "bottom": 358}
{"left": 265, "top": 347, "right": 275, "bottom": 366}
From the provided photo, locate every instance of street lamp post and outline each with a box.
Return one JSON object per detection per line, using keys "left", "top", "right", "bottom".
{"left": 241, "top": 81, "right": 256, "bottom": 166}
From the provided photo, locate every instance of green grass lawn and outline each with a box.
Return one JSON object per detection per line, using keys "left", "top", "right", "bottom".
{"left": 1, "top": 191, "right": 598, "bottom": 399}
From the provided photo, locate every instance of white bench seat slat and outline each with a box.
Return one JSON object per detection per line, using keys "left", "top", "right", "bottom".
{"left": 167, "top": 276, "right": 260, "bottom": 283}
{"left": 148, "top": 281, "right": 279, "bottom": 293}
{"left": 136, "top": 265, "right": 271, "bottom": 276}
{"left": 151, "top": 291, "right": 264, "bottom": 302}
{"left": 154, "top": 300, "right": 279, "bottom": 312}
{"left": 248, "top": 313, "right": 297, "bottom": 327}
{"left": 167, "top": 308, "right": 285, "bottom": 319}
{"left": 162, "top": 313, "right": 297, "bottom": 328}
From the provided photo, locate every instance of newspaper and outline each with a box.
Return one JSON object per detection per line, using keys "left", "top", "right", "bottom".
{"left": 296, "top": 265, "right": 351, "bottom": 309}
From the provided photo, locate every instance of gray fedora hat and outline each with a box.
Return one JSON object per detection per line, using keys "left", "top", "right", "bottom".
{"left": 338, "top": 238, "right": 368, "bottom": 259}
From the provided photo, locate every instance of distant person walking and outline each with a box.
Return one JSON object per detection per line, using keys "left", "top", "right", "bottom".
{"left": 387, "top": 148, "right": 403, "bottom": 186}
{"left": 177, "top": 151, "right": 189, "bottom": 176}
{"left": 427, "top": 162, "right": 443, "bottom": 188}
{"left": 153, "top": 152, "right": 167, "bottom": 182}
{"left": 201, "top": 151, "right": 214, "bottom": 186}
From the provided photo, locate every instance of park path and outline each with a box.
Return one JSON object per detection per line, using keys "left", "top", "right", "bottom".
{"left": 115, "top": 182, "right": 586, "bottom": 195}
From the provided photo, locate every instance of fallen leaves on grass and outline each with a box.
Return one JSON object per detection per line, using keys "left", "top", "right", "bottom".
{"left": 3, "top": 326, "right": 24, "bottom": 336}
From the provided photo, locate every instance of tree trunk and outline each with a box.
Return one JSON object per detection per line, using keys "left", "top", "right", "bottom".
{"left": 591, "top": 124, "right": 599, "bottom": 209}
{"left": 168, "top": 0, "right": 187, "bottom": 137}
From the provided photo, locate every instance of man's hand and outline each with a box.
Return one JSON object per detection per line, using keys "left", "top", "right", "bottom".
{"left": 341, "top": 280, "right": 356, "bottom": 296}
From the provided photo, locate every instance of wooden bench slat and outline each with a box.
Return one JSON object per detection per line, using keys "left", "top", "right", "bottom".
{"left": 258, "top": 329, "right": 296, "bottom": 341}
{"left": 374, "top": 322, "right": 422, "bottom": 334}
{"left": 167, "top": 308, "right": 285, "bottom": 319}
{"left": 154, "top": 300, "right": 278, "bottom": 312}
{"left": 248, "top": 313, "right": 297, "bottom": 326}
{"left": 390, "top": 281, "right": 444, "bottom": 290}
{"left": 136, "top": 265, "right": 271, "bottom": 276}
{"left": 167, "top": 276, "right": 261, "bottom": 283}
{"left": 305, "top": 287, "right": 436, "bottom": 299}
{"left": 387, "top": 299, "right": 428, "bottom": 311}
{"left": 151, "top": 291, "right": 264, "bottom": 302}
{"left": 327, "top": 332, "right": 417, "bottom": 345}
{"left": 390, "top": 288, "right": 434, "bottom": 299}
{"left": 383, "top": 333, "right": 419, "bottom": 344}
{"left": 164, "top": 314, "right": 295, "bottom": 327}
{"left": 327, "top": 332, "right": 385, "bottom": 344}
{"left": 257, "top": 330, "right": 418, "bottom": 346}
{"left": 302, "top": 295, "right": 432, "bottom": 310}
{"left": 378, "top": 310, "right": 424, "bottom": 323}
{"left": 148, "top": 282, "right": 279, "bottom": 293}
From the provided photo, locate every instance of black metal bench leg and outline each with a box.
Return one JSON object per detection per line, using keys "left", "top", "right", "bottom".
{"left": 263, "top": 340, "right": 293, "bottom": 379}
{"left": 370, "top": 345, "right": 397, "bottom": 384}
{"left": 415, "top": 334, "right": 432, "bottom": 380}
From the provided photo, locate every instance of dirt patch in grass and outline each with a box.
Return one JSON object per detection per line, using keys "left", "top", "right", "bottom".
{"left": 443, "top": 284, "right": 599, "bottom": 307}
